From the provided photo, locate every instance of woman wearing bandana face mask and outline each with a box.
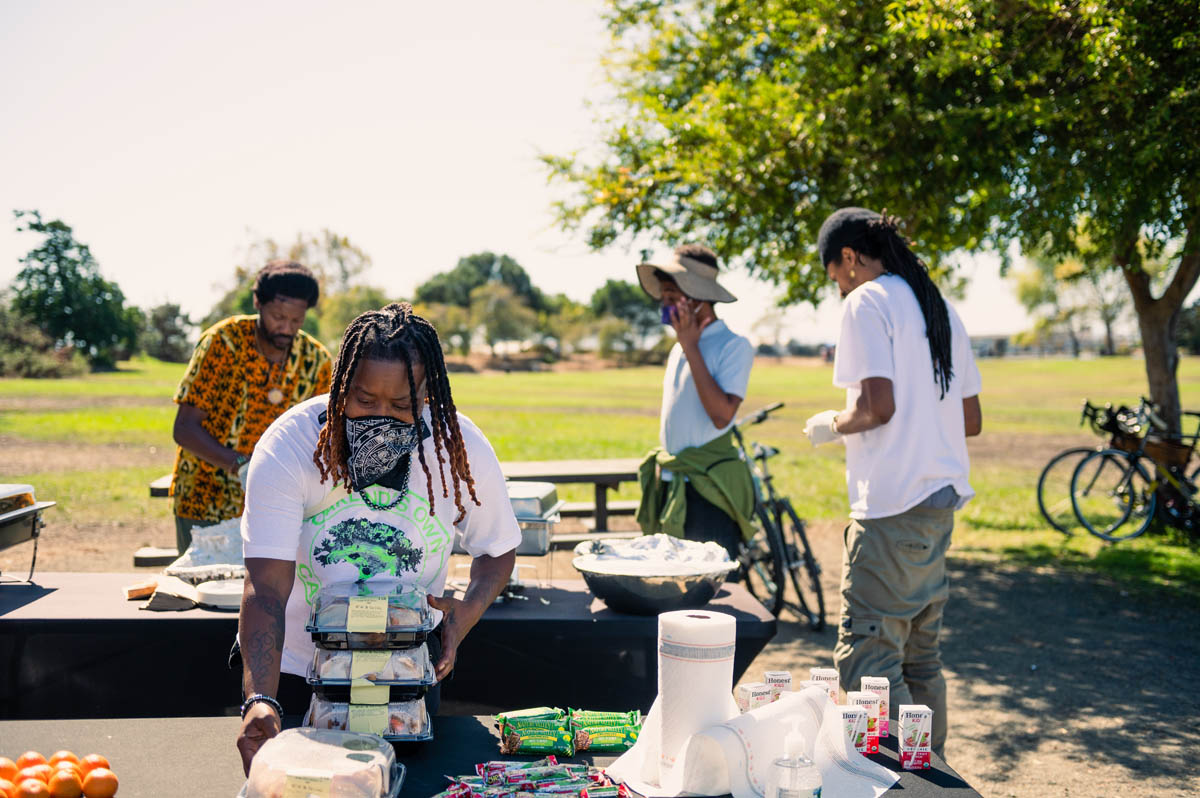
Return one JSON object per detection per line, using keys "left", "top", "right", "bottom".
{"left": 235, "top": 303, "right": 521, "bottom": 774}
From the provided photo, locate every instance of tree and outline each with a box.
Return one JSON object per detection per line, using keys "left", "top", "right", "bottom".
{"left": 416, "top": 252, "right": 546, "bottom": 312}
{"left": 0, "top": 300, "right": 88, "bottom": 377}
{"left": 589, "top": 279, "right": 660, "bottom": 347}
{"left": 10, "top": 210, "right": 141, "bottom": 369}
{"left": 1177, "top": 300, "right": 1200, "bottom": 356}
{"left": 1013, "top": 258, "right": 1086, "bottom": 357}
{"left": 413, "top": 301, "right": 473, "bottom": 355}
{"left": 545, "top": 0, "right": 1200, "bottom": 430}
{"left": 469, "top": 283, "right": 537, "bottom": 356}
{"left": 316, "top": 285, "right": 394, "bottom": 352}
{"left": 141, "top": 303, "right": 193, "bottom": 362}
{"left": 542, "top": 293, "right": 595, "bottom": 357}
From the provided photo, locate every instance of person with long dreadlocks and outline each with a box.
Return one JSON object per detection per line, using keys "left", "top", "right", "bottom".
{"left": 234, "top": 303, "right": 520, "bottom": 773}
{"left": 803, "top": 208, "right": 982, "bottom": 759}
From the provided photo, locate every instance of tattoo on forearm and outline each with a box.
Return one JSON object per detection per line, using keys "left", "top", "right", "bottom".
{"left": 243, "top": 591, "right": 285, "bottom": 694}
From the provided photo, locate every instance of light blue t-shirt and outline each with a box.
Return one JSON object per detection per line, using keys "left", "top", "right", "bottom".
{"left": 660, "top": 319, "right": 755, "bottom": 455}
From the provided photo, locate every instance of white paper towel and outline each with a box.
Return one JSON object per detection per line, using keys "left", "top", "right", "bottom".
{"left": 609, "top": 685, "right": 899, "bottom": 798}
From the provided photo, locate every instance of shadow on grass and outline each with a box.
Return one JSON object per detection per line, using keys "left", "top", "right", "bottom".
{"left": 943, "top": 560, "right": 1200, "bottom": 781}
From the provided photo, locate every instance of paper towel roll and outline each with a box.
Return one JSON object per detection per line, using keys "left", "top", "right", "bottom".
{"left": 657, "top": 610, "right": 736, "bottom": 787}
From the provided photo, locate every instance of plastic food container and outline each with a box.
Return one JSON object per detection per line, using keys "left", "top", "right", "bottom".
{"left": 305, "top": 695, "right": 433, "bottom": 742}
{"left": 307, "top": 587, "right": 434, "bottom": 649}
{"left": 308, "top": 646, "right": 434, "bottom": 703}
{"left": 239, "top": 727, "right": 406, "bottom": 798}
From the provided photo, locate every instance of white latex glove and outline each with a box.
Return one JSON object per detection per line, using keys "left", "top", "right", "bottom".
{"left": 804, "top": 409, "right": 843, "bottom": 446}
{"left": 237, "top": 461, "right": 250, "bottom": 490}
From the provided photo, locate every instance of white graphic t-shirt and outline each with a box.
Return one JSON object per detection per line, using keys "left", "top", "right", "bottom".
{"left": 241, "top": 395, "right": 522, "bottom": 677}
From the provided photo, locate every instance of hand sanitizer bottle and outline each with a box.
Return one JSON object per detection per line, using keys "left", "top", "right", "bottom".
{"left": 765, "top": 720, "right": 822, "bottom": 798}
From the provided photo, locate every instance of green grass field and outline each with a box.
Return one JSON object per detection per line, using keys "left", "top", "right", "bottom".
{"left": 1, "top": 354, "right": 1197, "bottom": 600}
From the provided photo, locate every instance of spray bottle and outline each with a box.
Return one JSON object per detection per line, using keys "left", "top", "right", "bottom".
{"left": 765, "top": 719, "right": 822, "bottom": 798}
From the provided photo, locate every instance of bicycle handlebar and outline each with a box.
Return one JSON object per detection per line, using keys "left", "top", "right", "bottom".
{"left": 735, "top": 401, "right": 785, "bottom": 429}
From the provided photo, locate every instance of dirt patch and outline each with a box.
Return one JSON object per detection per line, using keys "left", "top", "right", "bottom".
{"left": 0, "top": 437, "right": 175, "bottom": 475}
{"left": 967, "top": 432, "right": 1098, "bottom": 465}
{"left": 0, "top": 395, "right": 168, "bottom": 412}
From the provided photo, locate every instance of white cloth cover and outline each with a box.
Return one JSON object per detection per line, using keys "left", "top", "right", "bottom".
{"left": 165, "top": 516, "right": 246, "bottom": 584}
{"left": 609, "top": 686, "right": 899, "bottom": 798}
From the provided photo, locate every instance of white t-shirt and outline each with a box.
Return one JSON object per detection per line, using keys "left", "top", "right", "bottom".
{"left": 660, "top": 319, "right": 755, "bottom": 454}
{"left": 241, "top": 395, "right": 522, "bottom": 677}
{"left": 832, "top": 274, "right": 982, "bottom": 520}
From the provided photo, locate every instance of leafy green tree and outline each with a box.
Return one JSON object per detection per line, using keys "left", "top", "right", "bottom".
{"left": 316, "top": 285, "right": 394, "bottom": 352}
{"left": 542, "top": 293, "right": 595, "bottom": 357}
{"left": 545, "top": 0, "right": 1200, "bottom": 430}
{"left": 0, "top": 300, "right": 88, "bottom": 377}
{"left": 140, "top": 303, "right": 193, "bottom": 363}
{"left": 469, "top": 282, "right": 537, "bottom": 356}
{"left": 416, "top": 252, "right": 546, "bottom": 312}
{"left": 589, "top": 279, "right": 659, "bottom": 347}
{"left": 414, "top": 301, "right": 473, "bottom": 355}
{"left": 10, "top": 210, "right": 140, "bottom": 369}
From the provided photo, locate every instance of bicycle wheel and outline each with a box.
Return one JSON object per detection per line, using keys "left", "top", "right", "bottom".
{"left": 1070, "top": 449, "right": 1157, "bottom": 541}
{"left": 776, "top": 499, "right": 826, "bottom": 631}
{"left": 739, "top": 507, "right": 787, "bottom": 616}
{"left": 1036, "top": 447, "right": 1096, "bottom": 534}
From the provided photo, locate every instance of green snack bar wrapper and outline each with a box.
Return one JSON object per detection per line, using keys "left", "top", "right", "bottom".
{"left": 568, "top": 709, "right": 640, "bottom": 727}
{"left": 572, "top": 723, "right": 640, "bottom": 752}
{"left": 502, "top": 718, "right": 571, "bottom": 733}
{"left": 499, "top": 721, "right": 575, "bottom": 756}
{"left": 497, "top": 707, "right": 566, "bottom": 724}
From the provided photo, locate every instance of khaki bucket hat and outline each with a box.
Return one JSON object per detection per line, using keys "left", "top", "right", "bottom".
{"left": 636, "top": 252, "right": 737, "bottom": 303}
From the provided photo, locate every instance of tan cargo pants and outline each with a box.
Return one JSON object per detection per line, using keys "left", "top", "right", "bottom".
{"left": 833, "top": 504, "right": 955, "bottom": 757}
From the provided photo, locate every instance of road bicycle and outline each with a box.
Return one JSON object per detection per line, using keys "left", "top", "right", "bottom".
{"left": 731, "top": 402, "right": 826, "bottom": 630}
{"left": 1036, "top": 399, "right": 1152, "bottom": 534}
{"left": 1070, "top": 401, "right": 1200, "bottom": 541}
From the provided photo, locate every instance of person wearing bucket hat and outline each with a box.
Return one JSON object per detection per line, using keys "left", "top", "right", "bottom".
{"left": 634, "top": 245, "right": 756, "bottom": 565}
{"left": 803, "top": 208, "right": 982, "bottom": 759}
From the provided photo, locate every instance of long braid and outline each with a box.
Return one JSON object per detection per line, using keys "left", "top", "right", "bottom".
{"left": 856, "top": 215, "right": 954, "bottom": 398}
{"left": 312, "top": 302, "right": 480, "bottom": 521}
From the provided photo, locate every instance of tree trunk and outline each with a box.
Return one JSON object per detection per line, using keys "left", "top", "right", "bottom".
{"left": 1121, "top": 213, "right": 1200, "bottom": 436}
{"left": 1104, "top": 320, "right": 1115, "bottom": 357}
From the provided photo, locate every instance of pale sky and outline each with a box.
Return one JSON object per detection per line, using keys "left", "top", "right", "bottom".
{"left": 0, "top": 0, "right": 1033, "bottom": 345}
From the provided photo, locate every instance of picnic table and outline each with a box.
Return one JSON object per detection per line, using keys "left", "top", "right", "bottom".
{"left": 0, "top": 574, "right": 775, "bottom": 719}
{"left": 0, "top": 714, "right": 983, "bottom": 797}
{"left": 149, "top": 457, "right": 644, "bottom": 532}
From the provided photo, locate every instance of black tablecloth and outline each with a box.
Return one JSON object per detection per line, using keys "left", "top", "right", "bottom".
{"left": 0, "top": 715, "right": 980, "bottom": 798}
{"left": 0, "top": 574, "right": 776, "bottom": 718}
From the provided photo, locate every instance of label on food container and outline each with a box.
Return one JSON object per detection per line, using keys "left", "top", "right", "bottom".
{"left": 283, "top": 769, "right": 333, "bottom": 798}
{"left": 350, "top": 649, "right": 392, "bottom": 680}
{"left": 348, "top": 702, "right": 388, "bottom": 734}
{"left": 346, "top": 596, "right": 388, "bottom": 632}
{"left": 350, "top": 683, "right": 391, "bottom": 704}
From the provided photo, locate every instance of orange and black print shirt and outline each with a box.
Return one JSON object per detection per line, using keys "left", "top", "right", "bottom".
{"left": 171, "top": 315, "right": 332, "bottom": 522}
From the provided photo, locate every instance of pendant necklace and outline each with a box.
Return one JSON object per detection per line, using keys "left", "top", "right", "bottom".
{"left": 257, "top": 333, "right": 286, "bottom": 405}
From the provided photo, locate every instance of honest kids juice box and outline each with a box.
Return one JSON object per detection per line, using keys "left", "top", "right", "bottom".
{"left": 898, "top": 704, "right": 933, "bottom": 770}
{"left": 808, "top": 667, "right": 840, "bottom": 703}
{"left": 840, "top": 706, "right": 868, "bottom": 753}
{"left": 845, "top": 691, "right": 880, "bottom": 753}
{"left": 860, "top": 676, "right": 890, "bottom": 736}
{"left": 763, "top": 670, "right": 792, "bottom": 700}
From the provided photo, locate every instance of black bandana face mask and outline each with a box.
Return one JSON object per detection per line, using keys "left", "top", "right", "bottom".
{"left": 344, "top": 415, "right": 426, "bottom": 495}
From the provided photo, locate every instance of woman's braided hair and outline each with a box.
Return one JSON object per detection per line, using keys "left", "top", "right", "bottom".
{"left": 845, "top": 214, "right": 954, "bottom": 397}
{"left": 313, "top": 302, "right": 480, "bottom": 522}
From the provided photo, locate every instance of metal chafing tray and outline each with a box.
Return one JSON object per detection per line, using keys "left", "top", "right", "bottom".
{"left": 0, "top": 484, "right": 55, "bottom": 581}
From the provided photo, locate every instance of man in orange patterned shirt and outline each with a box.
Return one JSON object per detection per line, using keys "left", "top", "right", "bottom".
{"left": 171, "top": 260, "right": 332, "bottom": 552}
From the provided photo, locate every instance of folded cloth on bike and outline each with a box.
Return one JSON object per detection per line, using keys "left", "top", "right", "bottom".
{"left": 637, "top": 430, "right": 756, "bottom": 541}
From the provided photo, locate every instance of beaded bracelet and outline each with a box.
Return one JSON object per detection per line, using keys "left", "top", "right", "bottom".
{"left": 241, "top": 693, "right": 283, "bottom": 719}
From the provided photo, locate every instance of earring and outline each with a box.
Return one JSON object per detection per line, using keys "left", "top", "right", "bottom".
{"left": 849, "top": 269, "right": 856, "bottom": 279}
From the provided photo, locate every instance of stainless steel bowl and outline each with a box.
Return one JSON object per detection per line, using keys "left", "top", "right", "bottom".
{"left": 572, "top": 556, "right": 737, "bottom": 615}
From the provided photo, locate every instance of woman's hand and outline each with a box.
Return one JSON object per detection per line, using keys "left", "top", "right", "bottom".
{"left": 236, "top": 701, "right": 281, "bottom": 775}
{"left": 670, "top": 298, "right": 702, "bottom": 351}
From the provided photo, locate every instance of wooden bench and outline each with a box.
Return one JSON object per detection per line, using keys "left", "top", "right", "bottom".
{"left": 149, "top": 457, "right": 646, "bottom": 532}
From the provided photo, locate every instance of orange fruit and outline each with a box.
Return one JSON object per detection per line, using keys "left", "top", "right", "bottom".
{"left": 79, "top": 769, "right": 116, "bottom": 798}
{"left": 15, "top": 779, "right": 50, "bottom": 798}
{"left": 43, "top": 756, "right": 75, "bottom": 771}
{"left": 0, "top": 759, "right": 16, "bottom": 781}
{"left": 49, "top": 766, "right": 77, "bottom": 779}
{"left": 0, "top": 777, "right": 17, "bottom": 798}
{"left": 45, "top": 771, "right": 81, "bottom": 798}
{"left": 12, "top": 757, "right": 43, "bottom": 773}
{"left": 15, "top": 767, "right": 50, "bottom": 784}
{"left": 74, "top": 759, "right": 106, "bottom": 779}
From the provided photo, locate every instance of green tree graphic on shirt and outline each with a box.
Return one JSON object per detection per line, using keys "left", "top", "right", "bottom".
{"left": 312, "top": 517, "right": 423, "bottom": 582}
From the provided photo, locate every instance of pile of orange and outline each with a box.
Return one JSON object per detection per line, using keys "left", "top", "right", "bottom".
{"left": 0, "top": 751, "right": 118, "bottom": 798}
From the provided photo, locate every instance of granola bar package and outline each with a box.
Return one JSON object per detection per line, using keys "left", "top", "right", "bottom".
{"left": 498, "top": 719, "right": 575, "bottom": 756}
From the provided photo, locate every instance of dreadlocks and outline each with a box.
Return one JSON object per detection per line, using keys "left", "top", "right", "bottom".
{"left": 313, "top": 302, "right": 480, "bottom": 522}
{"left": 826, "top": 211, "right": 954, "bottom": 398}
